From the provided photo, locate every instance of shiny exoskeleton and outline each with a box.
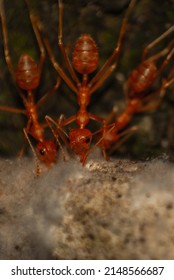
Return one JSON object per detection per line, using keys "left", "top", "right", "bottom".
{"left": 16, "top": 54, "right": 40, "bottom": 90}
{"left": 72, "top": 34, "right": 99, "bottom": 75}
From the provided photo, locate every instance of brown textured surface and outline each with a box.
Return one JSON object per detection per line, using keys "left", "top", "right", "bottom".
{"left": 0, "top": 153, "right": 174, "bottom": 260}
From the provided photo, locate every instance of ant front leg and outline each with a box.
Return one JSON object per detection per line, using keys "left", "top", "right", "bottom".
{"left": 0, "top": 0, "right": 15, "bottom": 79}
{"left": 142, "top": 75, "right": 174, "bottom": 112}
{"left": 89, "top": 0, "right": 137, "bottom": 93}
{"left": 142, "top": 25, "right": 174, "bottom": 61}
{"left": 18, "top": 117, "right": 32, "bottom": 158}
{"left": 0, "top": 105, "right": 26, "bottom": 115}
{"left": 95, "top": 124, "right": 137, "bottom": 159}
{"left": 107, "top": 125, "right": 137, "bottom": 156}
{"left": 25, "top": 0, "right": 45, "bottom": 72}
{"left": 105, "top": 106, "right": 119, "bottom": 124}
{"left": 57, "top": 0, "right": 80, "bottom": 85}
{"left": 36, "top": 76, "right": 61, "bottom": 108}
{"left": 81, "top": 120, "right": 112, "bottom": 163}
{"left": 36, "top": 19, "right": 78, "bottom": 94}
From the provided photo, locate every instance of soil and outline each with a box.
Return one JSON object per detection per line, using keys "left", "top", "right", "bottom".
{"left": 0, "top": 152, "right": 174, "bottom": 260}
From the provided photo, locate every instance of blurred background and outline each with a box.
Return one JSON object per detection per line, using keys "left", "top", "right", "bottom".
{"left": 0, "top": 0, "right": 174, "bottom": 160}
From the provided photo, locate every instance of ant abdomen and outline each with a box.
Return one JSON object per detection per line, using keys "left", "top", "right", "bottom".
{"left": 128, "top": 61, "right": 157, "bottom": 95}
{"left": 72, "top": 34, "right": 99, "bottom": 74}
{"left": 16, "top": 54, "right": 40, "bottom": 91}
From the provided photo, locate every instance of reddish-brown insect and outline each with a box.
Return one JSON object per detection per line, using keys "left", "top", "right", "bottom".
{"left": 127, "top": 25, "right": 174, "bottom": 97}
{"left": 95, "top": 26, "right": 174, "bottom": 157}
{"left": 0, "top": 0, "right": 64, "bottom": 174}
{"left": 37, "top": 0, "right": 137, "bottom": 164}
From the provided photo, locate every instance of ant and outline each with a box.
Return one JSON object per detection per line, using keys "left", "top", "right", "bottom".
{"left": 0, "top": 0, "right": 65, "bottom": 175}
{"left": 93, "top": 25, "right": 174, "bottom": 158}
{"left": 32, "top": 0, "right": 137, "bottom": 164}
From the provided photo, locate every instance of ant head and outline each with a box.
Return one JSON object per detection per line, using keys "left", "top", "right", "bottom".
{"left": 72, "top": 34, "right": 99, "bottom": 74}
{"left": 36, "top": 140, "right": 57, "bottom": 166}
{"left": 69, "top": 128, "right": 92, "bottom": 156}
{"left": 16, "top": 54, "right": 40, "bottom": 91}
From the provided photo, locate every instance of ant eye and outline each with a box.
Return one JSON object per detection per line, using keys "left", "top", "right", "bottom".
{"left": 39, "top": 149, "right": 45, "bottom": 156}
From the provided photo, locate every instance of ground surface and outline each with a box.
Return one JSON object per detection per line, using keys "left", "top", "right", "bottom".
{"left": 0, "top": 152, "right": 174, "bottom": 260}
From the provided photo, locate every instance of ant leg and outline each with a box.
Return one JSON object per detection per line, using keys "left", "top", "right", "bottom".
{"left": 18, "top": 118, "right": 32, "bottom": 158}
{"left": 88, "top": 113, "right": 112, "bottom": 158}
{"left": 139, "top": 75, "right": 174, "bottom": 113}
{"left": 57, "top": 113, "right": 65, "bottom": 125}
{"left": 41, "top": 36, "right": 78, "bottom": 94}
{"left": 36, "top": 76, "right": 61, "bottom": 108}
{"left": 41, "top": 113, "right": 67, "bottom": 133}
{"left": 58, "top": 0, "right": 80, "bottom": 86}
{"left": 163, "top": 76, "right": 174, "bottom": 89}
{"left": 23, "top": 128, "right": 41, "bottom": 176}
{"left": 89, "top": 31, "right": 174, "bottom": 95}
{"left": 145, "top": 39, "right": 174, "bottom": 65}
{"left": 59, "top": 115, "right": 77, "bottom": 127}
{"left": 34, "top": 7, "right": 79, "bottom": 95}
{"left": 0, "top": 0, "right": 27, "bottom": 100}
{"left": 106, "top": 106, "right": 119, "bottom": 124}
{"left": 83, "top": 122, "right": 115, "bottom": 163}
{"left": 24, "top": 0, "right": 45, "bottom": 73}
{"left": 55, "top": 114, "right": 69, "bottom": 139}
{"left": 18, "top": 139, "right": 27, "bottom": 159}
{"left": 89, "top": 0, "right": 137, "bottom": 90}
{"left": 0, "top": 0, "right": 15, "bottom": 80}
{"left": 89, "top": 109, "right": 119, "bottom": 127}
{"left": 157, "top": 46, "right": 174, "bottom": 75}
{"left": 55, "top": 114, "right": 73, "bottom": 154}
{"left": 108, "top": 125, "right": 137, "bottom": 155}
{"left": 0, "top": 105, "right": 26, "bottom": 114}
{"left": 142, "top": 25, "right": 174, "bottom": 61}
{"left": 45, "top": 115, "right": 67, "bottom": 161}
{"left": 89, "top": 63, "right": 117, "bottom": 94}
{"left": 92, "top": 125, "right": 137, "bottom": 159}
{"left": 138, "top": 100, "right": 163, "bottom": 112}
{"left": 0, "top": 105, "right": 34, "bottom": 159}
{"left": 89, "top": 113, "right": 106, "bottom": 124}
{"left": 0, "top": 105, "right": 29, "bottom": 158}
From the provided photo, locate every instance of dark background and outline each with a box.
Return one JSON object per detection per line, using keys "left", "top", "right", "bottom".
{"left": 0, "top": 0, "right": 174, "bottom": 159}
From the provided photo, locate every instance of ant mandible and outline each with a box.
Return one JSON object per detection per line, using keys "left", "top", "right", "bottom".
{"left": 0, "top": 0, "right": 65, "bottom": 175}
{"left": 36, "top": 0, "right": 137, "bottom": 164}
{"left": 94, "top": 25, "right": 174, "bottom": 158}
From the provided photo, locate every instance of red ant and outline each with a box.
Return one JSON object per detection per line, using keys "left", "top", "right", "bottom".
{"left": 33, "top": 0, "right": 137, "bottom": 164}
{"left": 0, "top": 0, "right": 65, "bottom": 175}
{"left": 93, "top": 25, "right": 174, "bottom": 158}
